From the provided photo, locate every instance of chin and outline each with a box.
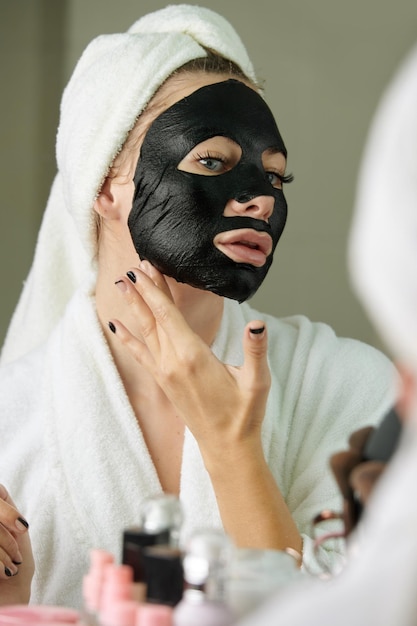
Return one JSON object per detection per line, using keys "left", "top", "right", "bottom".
{"left": 202, "top": 270, "right": 266, "bottom": 303}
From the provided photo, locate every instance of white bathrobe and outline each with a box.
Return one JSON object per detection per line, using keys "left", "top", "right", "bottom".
{"left": 0, "top": 284, "right": 395, "bottom": 609}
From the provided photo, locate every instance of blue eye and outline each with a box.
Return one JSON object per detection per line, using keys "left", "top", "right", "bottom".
{"left": 266, "top": 171, "right": 294, "bottom": 188}
{"left": 199, "top": 157, "right": 225, "bottom": 172}
{"left": 266, "top": 172, "right": 279, "bottom": 186}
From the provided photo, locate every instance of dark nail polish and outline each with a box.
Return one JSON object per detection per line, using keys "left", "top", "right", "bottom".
{"left": 5, "top": 567, "right": 12, "bottom": 577}
{"left": 108, "top": 321, "right": 116, "bottom": 334}
{"left": 249, "top": 326, "right": 265, "bottom": 335}
{"left": 126, "top": 270, "right": 137, "bottom": 283}
{"left": 17, "top": 517, "right": 29, "bottom": 529}
{"left": 12, "top": 560, "right": 22, "bottom": 566}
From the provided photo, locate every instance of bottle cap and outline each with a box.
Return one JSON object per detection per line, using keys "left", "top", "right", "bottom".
{"left": 182, "top": 529, "right": 233, "bottom": 602}
{"left": 140, "top": 495, "right": 184, "bottom": 547}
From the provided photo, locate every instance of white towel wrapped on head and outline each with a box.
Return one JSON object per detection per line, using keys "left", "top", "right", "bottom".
{"left": 0, "top": 4, "right": 256, "bottom": 365}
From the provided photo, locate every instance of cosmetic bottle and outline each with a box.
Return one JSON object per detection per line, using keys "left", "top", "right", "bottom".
{"left": 99, "top": 563, "right": 133, "bottom": 620}
{"left": 139, "top": 494, "right": 184, "bottom": 548}
{"left": 122, "top": 495, "right": 183, "bottom": 601}
{"left": 142, "top": 545, "right": 184, "bottom": 606}
{"left": 98, "top": 600, "right": 139, "bottom": 626}
{"left": 82, "top": 549, "right": 115, "bottom": 625}
{"left": 172, "top": 529, "right": 234, "bottom": 626}
{"left": 137, "top": 604, "right": 173, "bottom": 626}
{"left": 0, "top": 604, "right": 80, "bottom": 624}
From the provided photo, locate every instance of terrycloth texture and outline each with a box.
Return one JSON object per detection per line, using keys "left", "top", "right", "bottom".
{"left": 349, "top": 44, "right": 417, "bottom": 372}
{"left": 0, "top": 290, "right": 395, "bottom": 609}
{"left": 0, "top": 4, "right": 256, "bottom": 366}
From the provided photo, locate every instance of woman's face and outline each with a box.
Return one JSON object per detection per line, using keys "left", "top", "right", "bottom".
{"left": 128, "top": 73, "right": 290, "bottom": 302}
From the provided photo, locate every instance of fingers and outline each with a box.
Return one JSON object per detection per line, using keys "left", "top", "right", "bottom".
{"left": 132, "top": 264, "right": 193, "bottom": 337}
{"left": 110, "top": 261, "right": 198, "bottom": 377}
{"left": 137, "top": 261, "right": 173, "bottom": 299}
{"left": 0, "top": 485, "right": 29, "bottom": 535}
{"left": 241, "top": 322, "right": 271, "bottom": 395}
{"left": 111, "top": 263, "right": 169, "bottom": 359}
{"left": 124, "top": 261, "right": 173, "bottom": 302}
{"left": 112, "top": 262, "right": 196, "bottom": 351}
{"left": 0, "top": 485, "right": 28, "bottom": 579}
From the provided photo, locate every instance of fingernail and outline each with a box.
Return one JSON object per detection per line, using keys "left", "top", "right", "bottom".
{"left": 108, "top": 321, "right": 116, "bottom": 334}
{"left": 5, "top": 567, "right": 12, "bottom": 577}
{"left": 15, "top": 517, "right": 29, "bottom": 531}
{"left": 115, "top": 279, "right": 127, "bottom": 292}
{"left": 249, "top": 326, "right": 265, "bottom": 335}
{"left": 126, "top": 271, "right": 137, "bottom": 283}
{"left": 12, "top": 560, "right": 22, "bottom": 566}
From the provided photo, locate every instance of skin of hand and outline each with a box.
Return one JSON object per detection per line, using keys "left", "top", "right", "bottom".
{"left": 109, "top": 260, "right": 303, "bottom": 555}
{"left": 0, "top": 484, "right": 34, "bottom": 605}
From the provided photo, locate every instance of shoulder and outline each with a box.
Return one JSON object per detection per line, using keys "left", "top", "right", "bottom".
{"left": 240, "top": 303, "right": 396, "bottom": 412}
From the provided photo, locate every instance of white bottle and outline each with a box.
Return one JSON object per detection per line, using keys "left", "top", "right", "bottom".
{"left": 173, "top": 529, "right": 234, "bottom": 626}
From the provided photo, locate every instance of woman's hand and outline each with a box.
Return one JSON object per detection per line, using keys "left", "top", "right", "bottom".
{"left": 110, "top": 261, "right": 271, "bottom": 466}
{"left": 0, "top": 485, "right": 34, "bottom": 605}
{"left": 109, "top": 261, "right": 302, "bottom": 554}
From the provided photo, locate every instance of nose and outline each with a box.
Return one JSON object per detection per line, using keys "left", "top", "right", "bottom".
{"left": 223, "top": 194, "right": 274, "bottom": 221}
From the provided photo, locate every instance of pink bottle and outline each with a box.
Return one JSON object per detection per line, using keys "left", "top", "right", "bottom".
{"left": 99, "top": 564, "right": 134, "bottom": 622}
{"left": 99, "top": 600, "right": 138, "bottom": 626}
{"left": 82, "top": 548, "right": 115, "bottom": 623}
{"left": 137, "top": 604, "right": 173, "bottom": 626}
{"left": 0, "top": 604, "right": 80, "bottom": 624}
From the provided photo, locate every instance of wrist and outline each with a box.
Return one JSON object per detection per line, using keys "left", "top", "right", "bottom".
{"left": 200, "top": 435, "right": 265, "bottom": 480}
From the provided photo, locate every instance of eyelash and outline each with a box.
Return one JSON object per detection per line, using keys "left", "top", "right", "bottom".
{"left": 193, "top": 151, "right": 295, "bottom": 184}
{"left": 195, "top": 151, "right": 228, "bottom": 164}
{"left": 269, "top": 171, "right": 294, "bottom": 185}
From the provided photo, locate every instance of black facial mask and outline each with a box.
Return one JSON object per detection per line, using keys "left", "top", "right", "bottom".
{"left": 129, "top": 79, "right": 288, "bottom": 302}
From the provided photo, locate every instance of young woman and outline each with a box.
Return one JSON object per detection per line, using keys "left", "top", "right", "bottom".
{"left": 0, "top": 5, "right": 396, "bottom": 608}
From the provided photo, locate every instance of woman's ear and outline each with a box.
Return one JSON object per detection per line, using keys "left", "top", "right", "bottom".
{"left": 94, "top": 177, "right": 116, "bottom": 219}
{"left": 93, "top": 175, "right": 134, "bottom": 221}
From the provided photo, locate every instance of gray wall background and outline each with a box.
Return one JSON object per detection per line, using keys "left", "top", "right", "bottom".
{"left": 1, "top": 0, "right": 417, "bottom": 355}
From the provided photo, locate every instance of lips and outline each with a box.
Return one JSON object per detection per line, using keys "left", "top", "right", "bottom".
{"left": 213, "top": 228, "right": 273, "bottom": 267}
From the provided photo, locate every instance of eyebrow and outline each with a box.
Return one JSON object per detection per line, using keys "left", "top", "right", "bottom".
{"left": 262, "top": 146, "right": 288, "bottom": 170}
{"left": 263, "top": 146, "right": 287, "bottom": 157}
